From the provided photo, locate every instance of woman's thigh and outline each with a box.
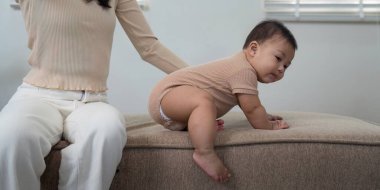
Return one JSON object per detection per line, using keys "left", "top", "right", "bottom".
{"left": 63, "top": 102, "right": 127, "bottom": 143}
{"left": 0, "top": 96, "right": 64, "bottom": 156}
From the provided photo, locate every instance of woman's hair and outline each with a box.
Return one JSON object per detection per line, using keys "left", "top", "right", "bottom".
{"left": 86, "top": 0, "right": 111, "bottom": 9}
{"left": 243, "top": 20, "right": 297, "bottom": 50}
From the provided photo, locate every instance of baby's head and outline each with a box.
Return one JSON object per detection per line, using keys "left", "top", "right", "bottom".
{"left": 243, "top": 20, "right": 297, "bottom": 83}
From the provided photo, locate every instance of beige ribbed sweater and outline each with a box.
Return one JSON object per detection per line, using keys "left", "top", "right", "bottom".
{"left": 17, "top": 0, "right": 187, "bottom": 92}
{"left": 149, "top": 51, "right": 258, "bottom": 125}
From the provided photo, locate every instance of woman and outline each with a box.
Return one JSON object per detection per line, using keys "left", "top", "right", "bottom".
{"left": 0, "top": 0, "right": 187, "bottom": 189}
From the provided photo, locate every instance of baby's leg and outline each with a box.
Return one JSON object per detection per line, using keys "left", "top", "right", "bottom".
{"left": 161, "top": 86, "right": 230, "bottom": 182}
{"left": 181, "top": 119, "right": 224, "bottom": 131}
{"left": 188, "top": 100, "right": 231, "bottom": 183}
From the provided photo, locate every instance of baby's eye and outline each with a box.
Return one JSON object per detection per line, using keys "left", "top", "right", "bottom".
{"left": 275, "top": 56, "right": 282, "bottom": 62}
{"left": 284, "top": 64, "right": 289, "bottom": 69}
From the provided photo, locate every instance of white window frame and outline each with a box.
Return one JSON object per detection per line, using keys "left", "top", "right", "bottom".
{"left": 264, "top": 0, "right": 380, "bottom": 22}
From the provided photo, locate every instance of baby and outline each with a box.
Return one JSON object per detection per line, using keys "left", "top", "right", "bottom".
{"left": 148, "top": 20, "right": 297, "bottom": 183}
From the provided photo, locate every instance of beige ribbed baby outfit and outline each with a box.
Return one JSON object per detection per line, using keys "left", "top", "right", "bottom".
{"left": 18, "top": 0, "right": 187, "bottom": 92}
{"left": 149, "top": 51, "right": 258, "bottom": 127}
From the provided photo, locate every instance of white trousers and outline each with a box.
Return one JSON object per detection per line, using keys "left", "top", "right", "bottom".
{"left": 0, "top": 83, "right": 127, "bottom": 190}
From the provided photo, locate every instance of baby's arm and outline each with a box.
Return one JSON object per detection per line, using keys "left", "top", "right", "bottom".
{"left": 237, "top": 94, "right": 288, "bottom": 130}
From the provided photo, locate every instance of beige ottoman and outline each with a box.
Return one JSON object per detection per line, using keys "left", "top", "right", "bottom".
{"left": 42, "top": 112, "right": 380, "bottom": 190}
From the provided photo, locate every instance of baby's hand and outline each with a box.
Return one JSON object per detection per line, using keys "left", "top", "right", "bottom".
{"left": 270, "top": 120, "right": 289, "bottom": 130}
{"left": 267, "top": 114, "right": 283, "bottom": 121}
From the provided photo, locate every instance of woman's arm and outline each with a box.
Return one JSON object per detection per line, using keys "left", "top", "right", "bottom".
{"left": 115, "top": 0, "right": 188, "bottom": 73}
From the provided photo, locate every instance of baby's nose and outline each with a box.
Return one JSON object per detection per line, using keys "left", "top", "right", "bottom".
{"left": 278, "top": 66, "right": 285, "bottom": 73}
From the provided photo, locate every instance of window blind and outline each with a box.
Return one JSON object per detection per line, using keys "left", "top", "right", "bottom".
{"left": 264, "top": 0, "right": 380, "bottom": 22}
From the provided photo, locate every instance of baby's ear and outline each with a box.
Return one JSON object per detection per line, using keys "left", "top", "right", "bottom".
{"left": 247, "top": 41, "right": 259, "bottom": 57}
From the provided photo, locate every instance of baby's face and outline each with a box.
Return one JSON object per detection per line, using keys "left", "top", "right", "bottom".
{"left": 249, "top": 35, "right": 295, "bottom": 83}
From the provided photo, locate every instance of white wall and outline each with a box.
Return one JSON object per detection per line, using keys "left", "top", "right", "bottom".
{"left": 1, "top": 0, "right": 379, "bottom": 123}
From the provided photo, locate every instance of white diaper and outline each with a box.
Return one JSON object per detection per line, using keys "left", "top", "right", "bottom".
{"left": 159, "top": 105, "right": 187, "bottom": 131}
{"left": 159, "top": 105, "right": 171, "bottom": 122}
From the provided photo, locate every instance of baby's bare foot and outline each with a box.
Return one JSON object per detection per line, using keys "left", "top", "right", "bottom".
{"left": 193, "top": 150, "right": 231, "bottom": 183}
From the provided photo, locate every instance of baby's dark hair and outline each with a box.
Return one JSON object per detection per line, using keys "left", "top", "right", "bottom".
{"left": 243, "top": 20, "right": 297, "bottom": 50}
{"left": 86, "top": 0, "right": 111, "bottom": 9}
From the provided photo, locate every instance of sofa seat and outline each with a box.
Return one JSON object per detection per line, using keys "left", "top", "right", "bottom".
{"left": 41, "top": 111, "right": 380, "bottom": 190}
